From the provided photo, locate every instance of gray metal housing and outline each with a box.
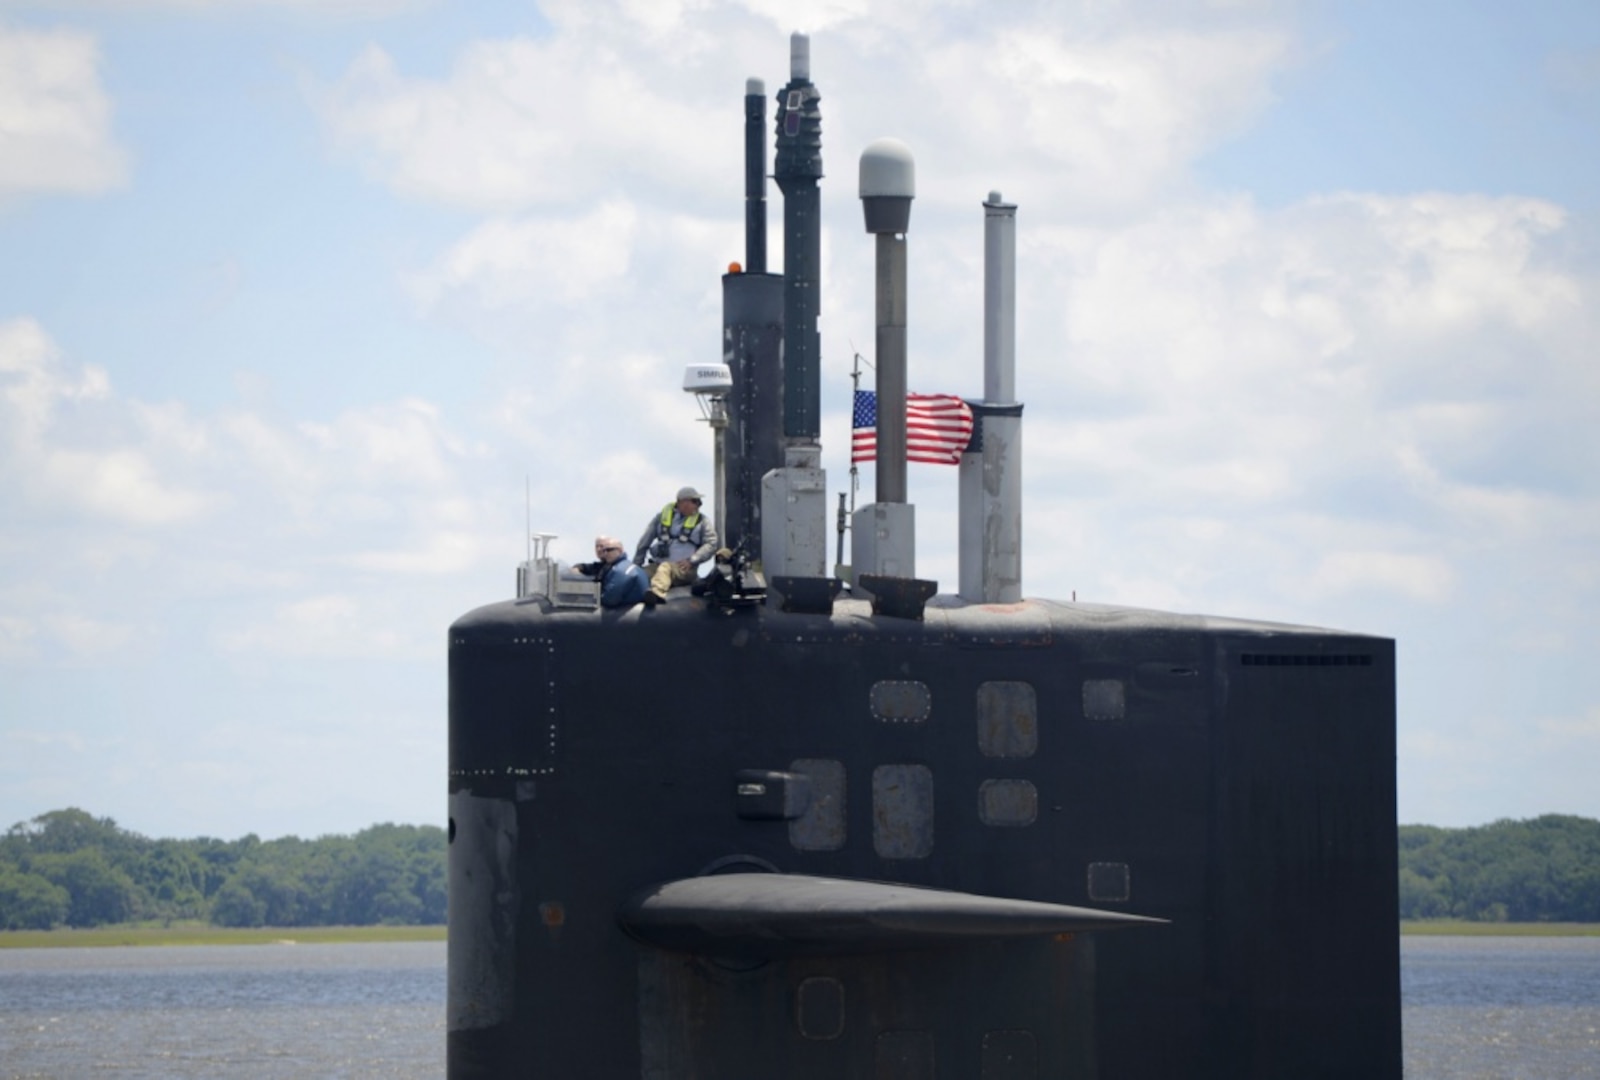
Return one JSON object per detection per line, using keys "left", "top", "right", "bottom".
{"left": 721, "top": 271, "right": 784, "bottom": 558}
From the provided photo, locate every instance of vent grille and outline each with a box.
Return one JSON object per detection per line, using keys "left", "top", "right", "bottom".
{"left": 1240, "top": 653, "right": 1372, "bottom": 667}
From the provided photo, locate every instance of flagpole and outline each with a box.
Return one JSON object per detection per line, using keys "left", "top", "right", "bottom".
{"left": 849, "top": 350, "right": 862, "bottom": 518}
{"left": 836, "top": 351, "right": 864, "bottom": 580}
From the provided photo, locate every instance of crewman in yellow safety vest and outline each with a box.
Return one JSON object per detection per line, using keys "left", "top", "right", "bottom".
{"left": 633, "top": 486, "right": 719, "bottom": 606}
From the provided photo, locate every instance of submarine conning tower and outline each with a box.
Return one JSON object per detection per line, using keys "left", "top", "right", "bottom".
{"left": 449, "top": 29, "right": 1401, "bottom": 1080}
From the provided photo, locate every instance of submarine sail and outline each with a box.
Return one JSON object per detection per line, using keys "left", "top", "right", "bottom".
{"left": 446, "top": 30, "right": 1401, "bottom": 1080}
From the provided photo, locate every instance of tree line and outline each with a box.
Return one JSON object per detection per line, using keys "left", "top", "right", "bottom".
{"left": 1399, "top": 814, "right": 1600, "bottom": 922}
{"left": 6, "top": 808, "right": 1597, "bottom": 930}
{"left": 0, "top": 808, "right": 445, "bottom": 931}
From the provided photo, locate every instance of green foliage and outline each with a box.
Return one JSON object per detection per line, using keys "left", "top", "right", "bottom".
{"left": 0, "top": 867, "right": 71, "bottom": 930}
{"left": 210, "top": 877, "right": 268, "bottom": 928}
{"left": 0, "top": 808, "right": 447, "bottom": 930}
{"left": 1398, "top": 814, "right": 1600, "bottom": 922}
{"left": 32, "top": 849, "right": 142, "bottom": 927}
{"left": 5, "top": 809, "right": 129, "bottom": 856}
{"left": 9, "top": 808, "right": 1594, "bottom": 929}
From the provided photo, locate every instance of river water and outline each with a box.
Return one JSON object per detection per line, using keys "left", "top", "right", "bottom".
{"left": 2, "top": 936, "right": 1597, "bottom": 1077}
{"left": 0, "top": 941, "right": 444, "bottom": 1078}
{"left": 1402, "top": 936, "right": 1600, "bottom": 1079}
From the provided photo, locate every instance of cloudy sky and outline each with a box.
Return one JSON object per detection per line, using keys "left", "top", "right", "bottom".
{"left": 3, "top": 0, "right": 1597, "bottom": 841}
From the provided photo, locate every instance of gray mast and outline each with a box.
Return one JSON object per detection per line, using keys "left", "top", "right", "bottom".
{"left": 744, "top": 77, "right": 767, "bottom": 275}
{"left": 773, "top": 31, "right": 823, "bottom": 441}
{"left": 852, "top": 137, "right": 917, "bottom": 584}
{"left": 761, "top": 32, "right": 830, "bottom": 596}
{"left": 958, "top": 191, "right": 1024, "bottom": 603}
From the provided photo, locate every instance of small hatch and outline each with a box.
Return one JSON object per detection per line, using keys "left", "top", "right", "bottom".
{"left": 871, "top": 680, "right": 931, "bottom": 724}
{"left": 1082, "top": 679, "right": 1126, "bottom": 721}
{"left": 1087, "top": 862, "right": 1131, "bottom": 902}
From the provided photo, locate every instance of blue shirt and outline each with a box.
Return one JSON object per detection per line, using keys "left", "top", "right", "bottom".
{"left": 599, "top": 555, "right": 648, "bottom": 608}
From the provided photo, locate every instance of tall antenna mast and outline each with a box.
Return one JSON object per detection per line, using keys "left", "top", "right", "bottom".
{"left": 834, "top": 351, "right": 865, "bottom": 580}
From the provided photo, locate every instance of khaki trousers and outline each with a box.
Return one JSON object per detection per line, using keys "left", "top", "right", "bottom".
{"left": 648, "top": 560, "right": 697, "bottom": 599}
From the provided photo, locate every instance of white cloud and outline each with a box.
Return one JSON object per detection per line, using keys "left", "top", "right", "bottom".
{"left": 0, "top": 615, "right": 37, "bottom": 661}
{"left": 219, "top": 410, "right": 322, "bottom": 513}
{"left": 216, "top": 592, "right": 371, "bottom": 655}
{"left": 5, "top": 728, "right": 90, "bottom": 753}
{"left": 46, "top": 446, "right": 215, "bottom": 524}
{"left": 1306, "top": 550, "right": 1455, "bottom": 604}
{"left": 904, "top": 23, "right": 1289, "bottom": 211}
{"left": 0, "top": 317, "right": 110, "bottom": 439}
{"left": 41, "top": 612, "right": 138, "bottom": 657}
{"left": 1039, "top": 193, "right": 1594, "bottom": 516}
{"left": 0, "top": 22, "right": 126, "bottom": 198}
{"left": 1057, "top": 192, "right": 1582, "bottom": 402}
{"left": 298, "top": 398, "right": 471, "bottom": 487}
{"left": 1400, "top": 704, "right": 1600, "bottom": 826}
{"left": 1535, "top": 707, "right": 1600, "bottom": 742}
{"left": 412, "top": 201, "right": 641, "bottom": 309}
{"left": 310, "top": 1, "right": 1294, "bottom": 217}
{"left": 347, "top": 527, "right": 484, "bottom": 575}
{"left": 1, "top": 318, "right": 214, "bottom": 524}
{"left": 313, "top": 37, "right": 732, "bottom": 213}
{"left": 0, "top": 1, "right": 427, "bottom": 12}
{"left": 1001, "top": 184, "right": 1599, "bottom": 666}
{"left": 0, "top": 318, "right": 514, "bottom": 676}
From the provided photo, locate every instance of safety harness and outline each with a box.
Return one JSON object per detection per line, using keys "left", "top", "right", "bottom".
{"left": 658, "top": 503, "right": 701, "bottom": 538}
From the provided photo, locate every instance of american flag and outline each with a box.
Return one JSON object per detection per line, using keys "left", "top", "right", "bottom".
{"left": 852, "top": 390, "right": 974, "bottom": 465}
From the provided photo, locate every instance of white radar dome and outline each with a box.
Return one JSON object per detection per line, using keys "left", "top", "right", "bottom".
{"left": 683, "top": 363, "right": 734, "bottom": 395}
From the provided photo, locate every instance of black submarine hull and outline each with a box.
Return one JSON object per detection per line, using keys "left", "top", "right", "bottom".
{"left": 447, "top": 593, "right": 1400, "bottom": 1078}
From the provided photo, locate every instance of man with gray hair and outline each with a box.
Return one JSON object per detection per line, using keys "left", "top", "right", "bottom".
{"left": 634, "top": 486, "right": 719, "bottom": 606}
{"left": 573, "top": 535, "right": 648, "bottom": 609}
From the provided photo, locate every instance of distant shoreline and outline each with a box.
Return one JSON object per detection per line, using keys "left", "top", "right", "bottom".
{"left": 1400, "top": 920, "right": 1600, "bottom": 937}
{"left": 3, "top": 921, "right": 1597, "bottom": 948}
{"left": 0, "top": 924, "right": 446, "bottom": 949}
